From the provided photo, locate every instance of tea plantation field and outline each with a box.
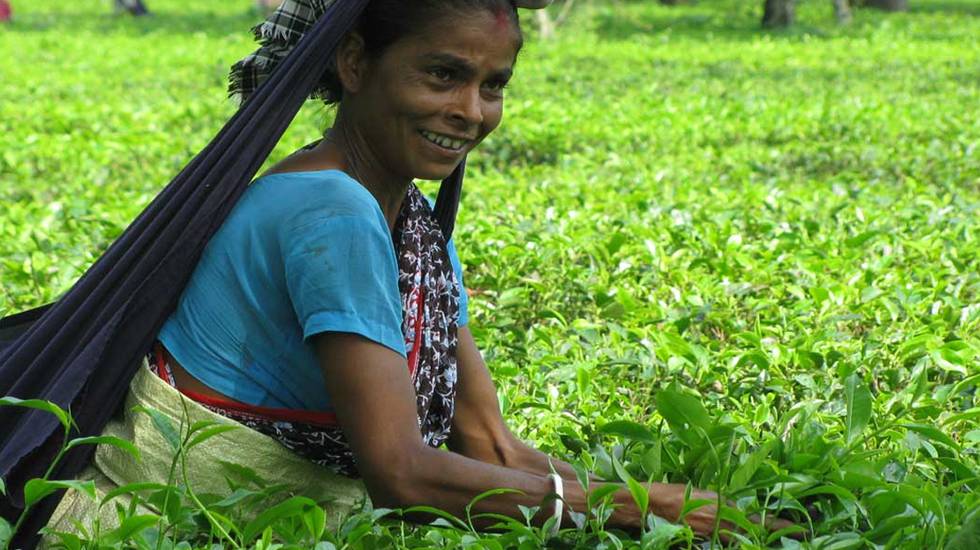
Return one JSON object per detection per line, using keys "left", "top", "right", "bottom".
{"left": 1, "top": 0, "right": 978, "bottom": 548}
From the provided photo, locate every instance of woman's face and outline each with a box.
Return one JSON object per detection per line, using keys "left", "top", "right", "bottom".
{"left": 346, "top": 10, "right": 521, "bottom": 181}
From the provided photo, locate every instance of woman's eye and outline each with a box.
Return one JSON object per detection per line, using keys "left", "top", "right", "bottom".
{"left": 483, "top": 80, "right": 508, "bottom": 94}
{"left": 429, "top": 68, "right": 453, "bottom": 82}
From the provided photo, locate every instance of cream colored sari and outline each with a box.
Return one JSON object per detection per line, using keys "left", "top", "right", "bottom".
{"left": 46, "top": 361, "right": 367, "bottom": 545}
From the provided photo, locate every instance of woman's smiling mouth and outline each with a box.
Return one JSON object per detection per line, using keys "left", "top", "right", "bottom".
{"left": 419, "top": 129, "right": 470, "bottom": 151}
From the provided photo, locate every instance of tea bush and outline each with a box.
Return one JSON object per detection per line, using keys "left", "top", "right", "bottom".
{"left": 1, "top": 0, "right": 978, "bottom": 548}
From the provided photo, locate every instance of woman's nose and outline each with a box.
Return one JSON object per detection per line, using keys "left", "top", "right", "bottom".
{"left": 449, "top": 86, "right": 484, "bottom": 127}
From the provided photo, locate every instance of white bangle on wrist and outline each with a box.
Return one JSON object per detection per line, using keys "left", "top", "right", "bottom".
{"left": 546, "top": 473, "right": 564, "bottom": 537}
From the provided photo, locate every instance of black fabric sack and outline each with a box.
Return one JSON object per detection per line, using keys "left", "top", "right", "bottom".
{"left": 0, "top": 1, "right": 462, "bottom": 546}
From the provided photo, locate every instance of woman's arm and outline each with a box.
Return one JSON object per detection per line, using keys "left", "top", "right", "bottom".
{"left": 445, "top": 327, "right": 738, "bottom": 535}
{"left": 447, "top": 327, "right": 589, "bottom": 482}
{"left": 313, "top": 331, "right": 727, "bottom": 536}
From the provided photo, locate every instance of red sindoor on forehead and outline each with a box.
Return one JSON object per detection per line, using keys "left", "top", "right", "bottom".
{"left": 493, "top": 7, "right": 511, "bottom": 29}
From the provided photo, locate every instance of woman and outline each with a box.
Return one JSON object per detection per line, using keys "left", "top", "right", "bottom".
{"left": 50, "top": 0, "right": 784, "bottom": 542}
{"left": 0, "top": 1, "right": 149, "bottom": 21}
{"left": 114, "top": 0, "right": 150, "bottom": 16}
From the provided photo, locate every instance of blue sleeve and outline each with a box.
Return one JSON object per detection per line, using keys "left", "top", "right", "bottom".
{"left": 280, "top": 211, "right": 406, "bottom": 358}
{"left": 446, "top": 237, "right": 469, "bottom": 327}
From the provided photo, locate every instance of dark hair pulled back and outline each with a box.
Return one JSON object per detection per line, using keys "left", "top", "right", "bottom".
{"left": 317, "top": 0, "right": 522, "bottom": 104}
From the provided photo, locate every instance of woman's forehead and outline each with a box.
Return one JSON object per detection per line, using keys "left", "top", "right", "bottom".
{"left": 398, "top": 11, "right": 521, "bottom": 65}
{"left": 427, "top": 4, "right": 519, "bottom": 32}
{"left": 493, "top": 8, "right": 514, "bottom": 30}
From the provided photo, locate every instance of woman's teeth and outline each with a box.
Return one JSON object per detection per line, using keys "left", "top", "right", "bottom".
{"left": 420, "top": 130, "right": 466, "bottom": 150}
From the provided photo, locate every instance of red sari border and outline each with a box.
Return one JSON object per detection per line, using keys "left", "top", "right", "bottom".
{"left": 152, "top": 344, "right": 339, "bottom": 428}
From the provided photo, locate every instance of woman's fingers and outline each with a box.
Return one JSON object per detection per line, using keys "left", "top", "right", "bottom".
{"left": 649, "top": 484, "right": 805, "bottom": 541}
{"left": 513, "top": 0, "right": 554, "bottom": 9}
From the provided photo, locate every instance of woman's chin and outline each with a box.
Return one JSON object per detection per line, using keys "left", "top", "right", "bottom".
{"left": 413, "top": 162, "right": 463, "bottom": 182}
{"left": 411, "top": 137, "right": 469, "bottom": 180}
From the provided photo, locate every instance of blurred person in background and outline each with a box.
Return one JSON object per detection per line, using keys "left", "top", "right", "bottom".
{"left": 0, "top": 1, "right": 149, "bottom": 20}
{"left": 115, "top": 0, "right": 150, "bottom": 16}
{"left": 256, "top": 0, "right": 283, "bottom": 16}
{"left": 0, "top": 1, "right": 281, "bottom": 20}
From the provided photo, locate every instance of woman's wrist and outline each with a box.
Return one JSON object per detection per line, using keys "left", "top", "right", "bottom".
{"left": 644, "top": 482, "right": 681, "bottom": 522}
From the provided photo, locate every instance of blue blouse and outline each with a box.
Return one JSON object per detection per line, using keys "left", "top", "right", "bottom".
{"left": 158, "top": 170, "right": 468, "bottom": 411}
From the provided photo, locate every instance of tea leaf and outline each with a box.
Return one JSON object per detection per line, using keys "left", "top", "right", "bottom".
{"left": 655, "top": 387, "right": 712, "bottom": 448}
{"left": 24, "top": 479, "right": 96, "bottom": 507}
{"left": 102, "top": 514, "right": 160, "bottom": 545}
{"left": 401, "top": 505, "right": 468, "bottom": 530}
{"left": 100, "top": 482, "right": 168, "bottom": 507}
{"left": 586, "top": 484, "right": 621, "bottom": 510}
{"left": 0, "top": 396, "right": 71, "bottom": 430}
{"left": 133, "top": 405, "right": 180, "bottom": 452}
{"left": 728, "top": 438, "right": 777, "bottom": 493}
{"left": 243, "top": 496, "right": 318, "bottom": 542}
{"left": 66, "top": 435, "right": 141, "bottom": 462}
{"left": 186, "top": 424, "right": 239, "bottom": 450}
{"left": 844, "top": 374, "right": 872, "bottom": 444}
{"left": 0, "top": 517, "right": 11, "bottom": 550}
{"left": 597, "top": 420, "right": 656, "bottom": 443}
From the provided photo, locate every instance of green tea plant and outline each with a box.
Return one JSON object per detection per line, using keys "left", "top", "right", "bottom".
{"left": 2, "top": 0, "right": 978, "bottom": 548}
{"left": 0, "top": 398, "right": 700, "bottom": 549}
{"left": 0, "top": 397, "right": 139, "bottom": 549}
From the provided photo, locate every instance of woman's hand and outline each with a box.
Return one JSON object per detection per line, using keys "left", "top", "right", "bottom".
{"left": 513, "top": 0, "right": 554, "bottom": 9}
{"left": 648, "top": 483, "right": 801, "bottom": 540}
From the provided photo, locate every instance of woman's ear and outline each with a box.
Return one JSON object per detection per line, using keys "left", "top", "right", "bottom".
{"left": 336, "top": 32, "right": 367, "bottom": 95}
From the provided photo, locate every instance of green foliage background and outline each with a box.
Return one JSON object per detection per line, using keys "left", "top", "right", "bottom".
{"left": 1, "top": 0, "right": 978, "bottom": 548}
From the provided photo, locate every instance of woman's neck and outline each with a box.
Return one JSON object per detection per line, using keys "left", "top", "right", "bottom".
{"left": 325, "top": 109, "right": 410, "bottom": 232}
